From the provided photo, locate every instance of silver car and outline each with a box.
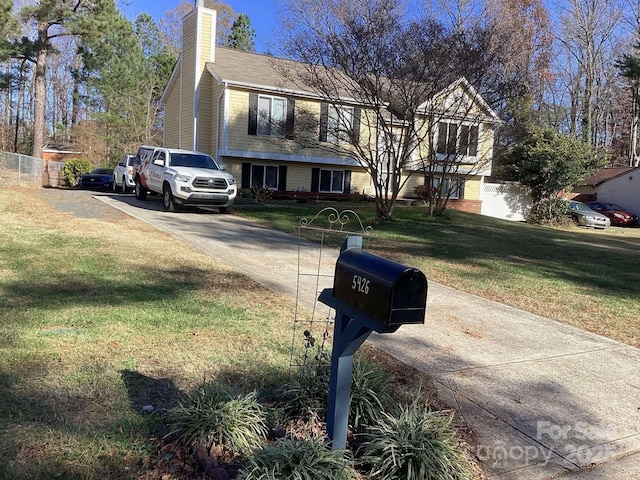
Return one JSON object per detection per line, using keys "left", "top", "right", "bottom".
{"left": 112, "top": 154, "right": 136, "bottom": 193}
{"left": 569, "top": 201, "right": 611, "bottom": 229}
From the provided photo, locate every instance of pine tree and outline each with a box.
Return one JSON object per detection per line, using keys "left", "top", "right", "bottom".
{"left": 225, "top": 13, "right": 255, "bottom": 52}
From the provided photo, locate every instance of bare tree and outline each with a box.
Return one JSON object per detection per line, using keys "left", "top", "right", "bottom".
{"left": 275, "top": 0, "right": 501, "bottom": 219}
{"left": 556, "top": 0, "right": 622, "bottom": 146}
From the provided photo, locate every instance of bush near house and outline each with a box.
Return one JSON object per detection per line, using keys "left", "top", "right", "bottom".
{"left": 61, "top": 158, "right": 94, "bottom": 186}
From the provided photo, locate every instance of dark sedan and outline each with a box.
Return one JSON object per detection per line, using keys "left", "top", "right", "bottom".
{"left": 586, "top": 201, "right": 639, "bottom": 227}
{"left": 78, "top": 168, "right": 114, "bottom": 191}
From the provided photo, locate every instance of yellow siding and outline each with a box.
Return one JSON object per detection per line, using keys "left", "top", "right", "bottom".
{"left": 164, "top": 80, "right": 180, "bottom": 148}
{"left": 464, "top": 177, "right": 481, "bottom": 200}
{"left": 180, "top": 13, "right": 197, "bottom": 150}
{"left": 399, "top": 173, "right": 422, "bottom": 197}
{"left": 287, "top": 164, "right": 310, "bottom": 190}
{"left": 226, "top": 89, "right": 358, "bottom": 160}
{"left": 199, "top": 13, "right": 213, "bottom": 67}
{"left": 197, "top": 73, "right": 213, "bottom": 152}
{"left": 206, "top": 83, "right": 224, "bottom": 156}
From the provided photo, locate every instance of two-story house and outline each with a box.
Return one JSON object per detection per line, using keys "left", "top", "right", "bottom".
{"left": 160, "top": 5, "right": 501, "bottom": 212}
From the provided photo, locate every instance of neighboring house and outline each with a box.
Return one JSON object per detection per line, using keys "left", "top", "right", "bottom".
{"left": 572, "top": 166, "right": 640, "bottom": 216}
{"left": 160, "top": 5, "right": 501, "bottom": 212}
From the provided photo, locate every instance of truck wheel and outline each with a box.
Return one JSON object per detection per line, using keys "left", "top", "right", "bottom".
{"left": 219, "top": 205, "right": 233, "bottom": 214}
{"left": 163, "top": 185, "right": 180, "bottom": 212}
{"left": 112, "top": 176, "right": 118, "bottom": 193}
{"left": 120, "top": 177, "right": 127, "bottom": 194}
{"left": 135, "top": 178, "right": 147, "bottom": 200}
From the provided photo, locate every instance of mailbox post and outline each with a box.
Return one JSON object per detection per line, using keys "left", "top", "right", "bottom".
{"left": 318, "top": 237, "right": 427, "bottom": 449}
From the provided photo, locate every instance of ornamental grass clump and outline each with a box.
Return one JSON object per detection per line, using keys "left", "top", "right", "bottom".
{"left": 165, "top": 382, "right": 267, "bottom": 456}
{"left": 349, "top": 358, "right": 394, "bottom": 433}
{"left": 357, "top": 400, "right": 474, "bottom": 480}
{"left": 237, "top": 436, "right": 357, "bottom": 480}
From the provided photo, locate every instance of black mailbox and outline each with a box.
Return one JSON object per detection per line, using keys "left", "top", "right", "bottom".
{"left": 333, "top": 247, "right": 427, "bottom": 327}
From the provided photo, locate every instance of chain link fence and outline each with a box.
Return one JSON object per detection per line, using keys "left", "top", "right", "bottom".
{"left": 0, "top": 151, "right": 65, "bottom": 187}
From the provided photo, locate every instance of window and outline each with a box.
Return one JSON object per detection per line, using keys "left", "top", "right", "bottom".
{"left": 248, "top": 94, "right": 294, "bottom": 137}
{"left": 320, "top": 169, "right": 345, "bottom": 193}
{"left": 320, "top": 104, "right": 360, "bottom": 143}
{"left": 251, "top": 165, "right": 279, "bottom": 189}
{"left": 436, "top": 122, "right": 478, "bottom": 157}
{"left": 327, "top": 105, "right": 354, "bottom": 144}
{"left": 432, "top": 177, "right": 464, "bottom": 199}
{"left": 241, "top": 163, "right": 287, "bottom": 190}
{"left": 257, "top": 96, "right": 286, "bottom": 136}
{"left": 311, "top": 168, "right": 351, "bottom": 194}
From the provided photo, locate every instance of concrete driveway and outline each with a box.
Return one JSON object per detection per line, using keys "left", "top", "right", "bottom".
{"left": 43, "top": 190, "right": 640, "bottom": 479}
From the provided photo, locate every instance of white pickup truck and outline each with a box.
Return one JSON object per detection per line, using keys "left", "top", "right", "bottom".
{"left": 134, "top": 147, "right": 237, "bottom": 213}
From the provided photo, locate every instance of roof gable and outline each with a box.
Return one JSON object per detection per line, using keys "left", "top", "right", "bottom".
{"left": 583, "top": 166, "right": 638, "bottom": 186}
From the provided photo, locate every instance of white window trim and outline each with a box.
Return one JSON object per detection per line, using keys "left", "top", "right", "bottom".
{"left": 319, "top": 168, "right": 345, "bottom": 193}
{"left": 432, "top": 177, "right": 462, "bottom": 199}
{"left": 435, "top": 121, "right": 480, "bottom": 159}
{"left": 327, "top": 105, "right": 354, "bottom": 144}
{"left": 257, "top": 95, "right": 287, "bottom": 137}
{"left": 250, "top": 164, "right": 280, "bottom": 189}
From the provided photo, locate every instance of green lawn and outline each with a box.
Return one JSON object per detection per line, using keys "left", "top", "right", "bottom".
{"left": 234, "top": 202, "right": 640, "bottom": 347}
{"left": 1, "top": 188, "right": 637, "bottom": 478}
{"left": 0, "top": 189, "right": 300, "bottom": 479}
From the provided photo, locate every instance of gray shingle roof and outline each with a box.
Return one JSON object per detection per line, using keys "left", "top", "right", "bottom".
{"left": 207, "top": 47, "right": 316, "bottom": 97}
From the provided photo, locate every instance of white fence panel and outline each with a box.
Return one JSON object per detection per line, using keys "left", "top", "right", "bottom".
{"left": 481, "top": 183, "right": 531, "bottom": 222}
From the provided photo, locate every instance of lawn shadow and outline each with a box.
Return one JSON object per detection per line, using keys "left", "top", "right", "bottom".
{"left": 120, "top": 370, "right": 185, "bottom": 412}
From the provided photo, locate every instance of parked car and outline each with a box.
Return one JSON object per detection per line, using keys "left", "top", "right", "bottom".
{"left": 134, "top": 147, "right": 237, "bottom": 213}
{"left": 78, "top": 168, "right": 114, "bottom": 191}
{"left": 585, "top": 201, "right": 639, "bottom": 227}
{"left": 112, "top": 154, "right": 136, "bottom": 193}
{"left": 568, "top": 201, "right": 611, "bottom": 229}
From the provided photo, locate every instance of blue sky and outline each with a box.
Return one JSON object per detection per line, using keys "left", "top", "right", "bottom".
{"left": 118, "top": 0, "right": 280, "bottom": 53}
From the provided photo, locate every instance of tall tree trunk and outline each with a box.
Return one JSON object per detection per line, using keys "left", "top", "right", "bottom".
{"left": 70, "top": 52, "right": 82, "bottom": 131}
{"left": 31, "top": 20, "right": 49, "bottom": 158}
{"left": 632, "top": 84, "right": 640, "bottom": 167}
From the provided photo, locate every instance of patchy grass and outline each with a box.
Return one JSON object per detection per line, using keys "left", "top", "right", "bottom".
{"left": 235, "top": 202, "right": 640, "bottom": 347}
{"left": 0, "top": 188, "right": 299, "bottom": 479}
{"left": 0, "top": 188, "right": 443, "bottom": 479}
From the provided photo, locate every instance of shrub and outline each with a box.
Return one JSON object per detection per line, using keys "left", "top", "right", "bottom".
{"left": 527, "top": 198, "right": 570, "bottom": 226}
{"left": 357, "top": 401, "right": 474, "bottom": 480}
{"left": 280, "top": 355, "right": 394, "bottom": 435}
{"left": 414, "top": 184, "right": 433, "bottom": 201}
{"left": 237, "top": 437, "right": 357, "bottom": 480}
{"left": 165, "top": 383, "right": 267, "bottom": 455}
{"left": 62, "top": 158, "right": 94, "bottom": 186}
{"left": 349, "top": 358, "right": 394, "bottom": 433}
{"left": 250, "top": 185, "right": 273, "bottom": 203}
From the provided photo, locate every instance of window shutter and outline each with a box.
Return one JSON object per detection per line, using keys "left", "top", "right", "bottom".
{"left": 343, "top": 170, "right": 352, "bottom": 194}
{"left": 311, "top": 168, "right": 320, "bottom": 192}
{"left": 447, "top": 123, "right": 458, "bottom": 155}
{"left": 241, "top": 163, "right": 251, "bottom": 188}
{"left": 436, "top": 122, "right": 447, "bottom": 154}
{"left": 352, "top": 108, "right": 361, "bottom": 143}
{"left": 278, "top": 165, "right": 287, "bottom": 191}
{"left": 459, "top": 180, "right": 465, "bottom": 199}
{"left": 468, "top": 126, "right": 479, "bottom": 156}
{"left": 319, "top": 103, "right": 328, "bottom": 142}
{"left": 248, "top": 93, "right": 258, "bottom": 135}
{"left": 285, "top": 99, "right": 295, "bottom": 139}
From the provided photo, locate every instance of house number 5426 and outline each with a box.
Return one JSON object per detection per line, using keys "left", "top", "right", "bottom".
{"left": 352, "top": 275, "right": 370, "bottom": 294}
